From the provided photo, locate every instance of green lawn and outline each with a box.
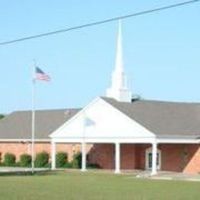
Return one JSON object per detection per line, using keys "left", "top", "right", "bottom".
{"left": 0, "top": 171, "right": 199, "bottom": 200}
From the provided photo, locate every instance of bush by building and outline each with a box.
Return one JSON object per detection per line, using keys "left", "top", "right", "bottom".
{"left": 35, "top": 151, "right": 49, "bottom": 168}
{"left": 20, "top": 154, "right": 31, "bottom": 167}
{"left": 56, "top": 152, "right": 68, "bottom": 168}
{"left": 64, "top": 162, "right": 73, "bottom": 168}
{"left": 71, "top": 152, "right": 82, "bottom": 168}
{"left": 4, "top": 153, "right": 16, "bottom": 166}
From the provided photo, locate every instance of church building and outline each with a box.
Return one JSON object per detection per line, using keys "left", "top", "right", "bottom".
{"left": 1, "top": 22, "right": 200, "bottom": 175}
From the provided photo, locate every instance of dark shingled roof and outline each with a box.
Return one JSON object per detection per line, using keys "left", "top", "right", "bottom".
{"left": 102, "top": 97, "right": 200, "bottom": 139}
{"left": 0, "top": 109, "right": 80, "bottom": 140}
{"left": 1, "top": 97, "right": 200, "bottom": 140}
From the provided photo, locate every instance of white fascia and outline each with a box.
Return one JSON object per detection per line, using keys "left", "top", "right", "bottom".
{"left": 0, "top": 139, "right": 50, "bottom": 142}
{"left": 157, "top": 138, "right": 200, "bottom": 144}
{"left": 52, "top": 137, "right": 156, "bottom": 144}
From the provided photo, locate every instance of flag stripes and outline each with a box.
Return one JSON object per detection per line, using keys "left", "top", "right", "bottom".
{"left": 35, "top": 67, "right": 51, "bottom": 81}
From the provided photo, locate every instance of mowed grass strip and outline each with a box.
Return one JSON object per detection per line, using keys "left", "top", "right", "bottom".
{"left": 0, "top": 171, "right": 199, "bottom": 200}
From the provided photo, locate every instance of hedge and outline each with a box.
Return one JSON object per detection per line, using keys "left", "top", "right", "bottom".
{"left": 71, "top": 152, "right": 82, "bottom": 168}
{"left": 20, "top": 154, "right": 31, "bottom": 167}
{"left": 35, "top": 151, "right": 49, "bottom": 167}
{"left": 56, "top": 152, "right": 68, "bottom": 168}
{"left": 4, "top": 153, "right": 16, "bottom": 166}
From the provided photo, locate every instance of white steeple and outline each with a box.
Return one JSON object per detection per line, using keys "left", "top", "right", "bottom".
{"left": 106, "top": 21, "right": 132, "bottom": 102}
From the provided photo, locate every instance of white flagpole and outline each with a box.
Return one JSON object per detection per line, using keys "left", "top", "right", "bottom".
{"left": 81, "top": 111, "right": 86, "bottom": 171}
{"left": 31, "top": 61, "right": 36, "bottom": 174}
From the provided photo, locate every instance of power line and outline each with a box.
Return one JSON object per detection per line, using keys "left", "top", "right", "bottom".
{"left": 0, "top": 0, "right": 199, "bottom": 46}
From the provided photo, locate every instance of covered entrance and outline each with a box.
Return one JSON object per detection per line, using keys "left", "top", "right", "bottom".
{"left": 51, "top": 140, "right": 159, "bottom": 175}
{"left": 50, "top": 97, "right": 159, "bottom": 175}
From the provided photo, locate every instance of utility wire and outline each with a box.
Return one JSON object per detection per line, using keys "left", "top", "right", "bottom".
{"left": 0, "top": 0, "right": 199, "bottom": 46}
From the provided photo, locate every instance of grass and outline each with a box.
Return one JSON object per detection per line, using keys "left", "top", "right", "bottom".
{"left": 0, "top": 171, "right": 199, "bottom": 200}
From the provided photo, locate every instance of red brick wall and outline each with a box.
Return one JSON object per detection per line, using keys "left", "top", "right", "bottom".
{"left": 0, "top": 142, "right": 82, "bottom": 162}
{"left": 88, "top": 144, "right": 145, "bottom": 170}
{"left": 183, "top": 144, "right": 200, "bottom": 174}
{"left": 88, "top": 144, "right": 115, "bottom": 169}
{"left": 160, "top": 144, "right": 184, "bottom": 172}
{"left": 133, "top": 144, "right": 200, "bottom": 174}
{"left": 160, "top": 144, "right": 200, "bottom": 174}
{"left": 134, "top": 144, "right": 151, "bottom": 170}
{"left": 88, "top": 143, "right": 200, "bottom": 174}
{"left": 0, "top": 142, "right": 200, "bottom": 174}
{"left": 121, "top": 144, "right": 136, "bottom": 169}
{"left": 0, "top": 142, "right": 29, "bottom": 162}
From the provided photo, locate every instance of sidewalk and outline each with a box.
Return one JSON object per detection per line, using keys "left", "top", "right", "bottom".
{"left": 135, "top": 170, "right": 200, "bottom": 182}
{"left": 0, "top": 167, "right": 49, "bottom": 174}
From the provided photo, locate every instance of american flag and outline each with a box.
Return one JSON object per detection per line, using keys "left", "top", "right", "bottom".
{"left": 35, "top": 67, "right": 51, "bottom": 81}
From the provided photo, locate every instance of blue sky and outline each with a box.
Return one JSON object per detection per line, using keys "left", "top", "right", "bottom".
{"left": 0, "top": 0, "right": 199, "bottom": 114}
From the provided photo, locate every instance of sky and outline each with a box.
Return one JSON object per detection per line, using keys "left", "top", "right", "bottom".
{"left": 0, "top": 0, "right": 199, "bottom": 114}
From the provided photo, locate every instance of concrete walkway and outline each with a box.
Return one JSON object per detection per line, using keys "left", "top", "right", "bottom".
{"left": 0, "top": 167, "right": 49, "bottom": 173}
{"left": 135, "top": 170, "right": 200, "bottom": 182}
{"left": 61, "top": 169, "right": 200, "bottom": 182}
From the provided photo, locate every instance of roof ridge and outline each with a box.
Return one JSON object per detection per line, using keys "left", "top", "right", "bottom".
{"left": 101, "top": 96, "right": 200, "bottom": 105}
{"left": 11, "top": 108, "right": 81, "bottom": 113}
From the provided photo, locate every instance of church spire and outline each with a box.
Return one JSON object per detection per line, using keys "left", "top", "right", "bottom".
{"left": 106, "top": 20, "right": 132, "bottom": 102}
{"left": 115, "top": 20, "right": 124, "bottom": 73}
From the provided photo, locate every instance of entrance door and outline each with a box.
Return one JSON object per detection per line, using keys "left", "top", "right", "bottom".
{"left": 145, "top": 148, "right": 161, "bottom": 170}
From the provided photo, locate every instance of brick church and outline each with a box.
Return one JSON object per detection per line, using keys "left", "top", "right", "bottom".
{"left": 1, "top": 22, "right": 200, "bottom": 175}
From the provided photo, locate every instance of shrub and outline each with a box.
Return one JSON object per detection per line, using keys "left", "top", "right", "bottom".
{"left": 65, "top": 162, "right": 73, "bottom": 168}
{"left": 72, "top": 152, "right": 82, "bottom": 168}
{"left": 35, "top": 151, "right": 49, "bottom": 167}
{"left": 56, "top": 152, "right": 68, "bottom": 168}
{"left": 0, "top": 152, "right": 2, "bottom": 163}
{"left": 20, "top": 154, "right": 31, "bottom": 167}
{"left": 4, "top": 153, "right": 16, "bottom": 166}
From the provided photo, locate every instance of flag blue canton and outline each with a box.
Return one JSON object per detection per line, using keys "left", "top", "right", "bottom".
{"left": 35, "top": 67, "right": 51, "bottom": 81}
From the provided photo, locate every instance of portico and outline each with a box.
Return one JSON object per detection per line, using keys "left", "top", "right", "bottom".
{"left": 49, "top": 95, "right": 160, "bottom": 175}
{"left": 50, "top": 138, "right": 158, "bottom": 175}
{"left": 50, "top": 134, "right": 200, "bottom": 175}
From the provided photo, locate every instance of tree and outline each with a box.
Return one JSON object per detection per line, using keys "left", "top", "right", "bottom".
{"left": 0, "top": 114, "right": 5, "bottom": 120}
{"left": 132, "top": 94, "right": 143, "bottom": 102}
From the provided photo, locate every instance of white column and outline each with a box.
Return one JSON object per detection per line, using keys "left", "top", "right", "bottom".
{"left": 151, "top": 142, "right": 157, "bottom": 175}
{"left": 81, "top": 142, "right": 87, "bottom": 172}
{"left": 51, "top": 141, "right": 56, "bottom": 170}
{"left": 115, "top": 142, "right": 120, "bottom": 174}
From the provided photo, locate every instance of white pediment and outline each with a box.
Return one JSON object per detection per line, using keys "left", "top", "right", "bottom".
{"left": 50, "top": 97, "right": 155, "bottom": 140}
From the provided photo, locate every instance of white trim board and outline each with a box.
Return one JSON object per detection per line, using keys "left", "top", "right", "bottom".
{"left": 157, "top": 138, "right": 200, "bottom": 144}
{"left": 0, "top": 139, "right": 50, "bottom": 142}
{"left": 52, "top": 137, "right": 156, "bottom": 144}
